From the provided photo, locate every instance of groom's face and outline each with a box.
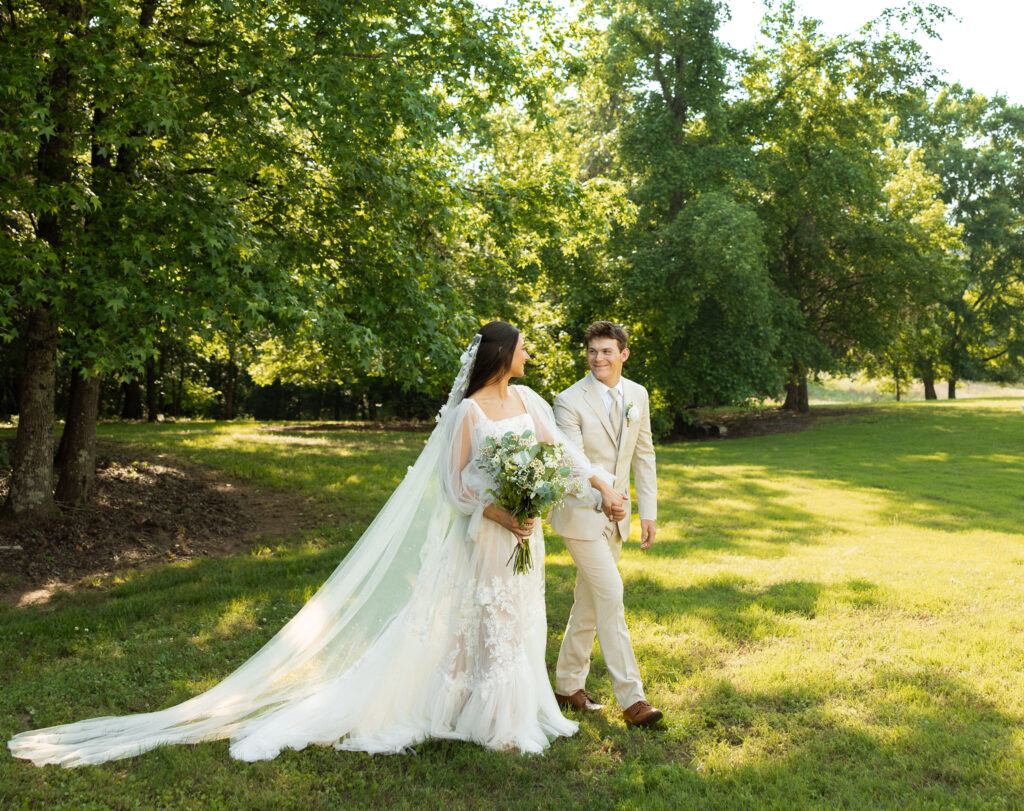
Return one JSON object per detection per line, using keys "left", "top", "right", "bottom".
{"left": 587, "top": 337, "right": 629, "bottom": 386}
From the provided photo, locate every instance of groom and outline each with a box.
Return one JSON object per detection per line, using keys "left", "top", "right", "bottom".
{"left": 549, "top": 321, "right": 663, "bottom": 727}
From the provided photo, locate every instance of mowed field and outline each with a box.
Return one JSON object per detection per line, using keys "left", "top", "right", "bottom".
{"left": 2, "top": 400, "right": 1023, "bottom": 809}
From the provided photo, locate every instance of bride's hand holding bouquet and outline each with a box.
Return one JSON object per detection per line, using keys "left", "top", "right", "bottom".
{"left": 477, "top": 429, "right": 582, "bottom": 574}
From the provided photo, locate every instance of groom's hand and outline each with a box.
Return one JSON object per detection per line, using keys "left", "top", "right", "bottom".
{"left": 601, "top": 490, "right": 627, "bottom": 522}
{"left": 640, "top": 519, "right": 656, "bottom": 550}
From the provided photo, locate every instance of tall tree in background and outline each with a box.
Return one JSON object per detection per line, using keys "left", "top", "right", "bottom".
{"left": 856, "top": 145, "right": 960, "bottom": 398}
{"left": 577, "top": 0, "right": 782, "bottom": 432}
{"left": 904, "top": 85, "right": 1024, "bottom": 397}
{"left": 737, "top": 3, "right": 953, "bottom": 411}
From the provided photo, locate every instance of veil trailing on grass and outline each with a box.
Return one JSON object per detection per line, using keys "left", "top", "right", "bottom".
{"left": 9, "top": 337, "right": 488, "bottom": 766}
{"left": 10, "top": 333, "right": 609, "bottom": 766}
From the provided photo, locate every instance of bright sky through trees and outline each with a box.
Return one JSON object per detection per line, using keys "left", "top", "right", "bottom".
{"left": 720, "top": 0, "right": 1024, "bottom": 102}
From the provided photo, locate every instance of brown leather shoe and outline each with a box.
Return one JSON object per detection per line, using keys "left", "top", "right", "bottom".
{"left": 622, "top": 700, "right": 663, "bottom": 727}
{"left": 555, "top": 689, "right": 603, "bottom": 712}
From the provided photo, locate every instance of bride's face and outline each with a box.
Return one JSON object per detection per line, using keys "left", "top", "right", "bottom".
{"left": 509, "top": 334, "right": 530, "bottom": 378}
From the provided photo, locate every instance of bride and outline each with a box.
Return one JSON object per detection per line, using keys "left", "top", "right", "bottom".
{"left": 9, "top": 321, "right": 620, "bottom": 766}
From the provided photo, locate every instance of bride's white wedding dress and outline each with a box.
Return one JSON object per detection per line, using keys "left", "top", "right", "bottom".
{"left": 9, "top": 340, "right": 602, "bottom": 766}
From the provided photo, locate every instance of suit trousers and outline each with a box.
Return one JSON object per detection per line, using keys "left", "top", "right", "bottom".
{"left": 555, "top": 523, "right": 645, "bottom": 709}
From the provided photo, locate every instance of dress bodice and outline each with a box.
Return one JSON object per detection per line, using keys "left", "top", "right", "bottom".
{"left": 466, "top": 397, "right": 535, "bottom": 444}
{"left": 473, "top": 410, "right": 534, "bottom": 443}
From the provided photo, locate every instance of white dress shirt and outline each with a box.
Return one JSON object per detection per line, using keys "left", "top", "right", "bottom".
{"left": 593, "top": 378, "right": 624, "bottom": 417}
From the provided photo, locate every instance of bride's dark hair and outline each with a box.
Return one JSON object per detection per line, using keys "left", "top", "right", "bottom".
{"left": 464, "top": 321, "right": 521, "bottom": 398}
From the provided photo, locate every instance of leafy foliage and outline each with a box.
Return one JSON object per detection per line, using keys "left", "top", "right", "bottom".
{"left": 902, "top": 85, "right": 1024, "bottom": 391}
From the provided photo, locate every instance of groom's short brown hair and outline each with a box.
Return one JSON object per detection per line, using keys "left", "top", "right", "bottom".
{"left": 584, "top": 321, "right": 628, "bottom": 351}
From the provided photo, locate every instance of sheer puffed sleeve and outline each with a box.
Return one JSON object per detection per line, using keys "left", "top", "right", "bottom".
{"left": 440, "top": 399, "right": 494, "bottom": 540}
{"left": 517, "top": 386, "right": 613, "bottom": 488}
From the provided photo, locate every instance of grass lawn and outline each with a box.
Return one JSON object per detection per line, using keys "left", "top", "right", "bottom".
{"left": 2, "top": 400, "right": 1023, "bottom": 809}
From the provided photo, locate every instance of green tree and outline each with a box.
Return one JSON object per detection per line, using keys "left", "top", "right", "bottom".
{"left": 856, "top": 144, "right": 960, "bottom": 399}
{"left": 737, "top": 2, "right": 952, "bottom": 411}
{"left": 903, "top": 85, "right": 1024, "bottom": 397}
{"left": 1, "top": 0, "right": 550, "bottom": 520}
{"left": 576, "top": 0, "right": 782, "bottom": 431}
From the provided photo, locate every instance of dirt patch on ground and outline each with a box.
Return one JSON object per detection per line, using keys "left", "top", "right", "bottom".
{"left": 0, "top": 441, "right": 317, "bottom": 607}
{"left": 670, "top": 406, "right": 867, "bottom": 442}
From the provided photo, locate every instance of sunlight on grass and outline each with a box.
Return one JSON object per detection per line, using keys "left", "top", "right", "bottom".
{"left": 192, "top": 597, "right": 259, "bottom": 645}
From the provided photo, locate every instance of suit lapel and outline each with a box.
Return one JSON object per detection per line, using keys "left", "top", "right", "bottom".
{"left": 618, "top": 379, "right": 636, "bottom": 449}
{"left": 582, "top": 373, "right": 619, "bottom": 447}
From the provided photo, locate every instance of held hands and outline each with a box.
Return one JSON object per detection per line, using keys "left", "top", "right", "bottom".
{"left": 596, "top": 483, "right": 628, "bottom": 523}
{"left": 594, "top": 484, "right": 656, "bottom": 550}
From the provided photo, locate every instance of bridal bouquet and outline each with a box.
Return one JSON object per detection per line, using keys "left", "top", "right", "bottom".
{"left": 477, "top": 430, "right": 582, "bottom": 574}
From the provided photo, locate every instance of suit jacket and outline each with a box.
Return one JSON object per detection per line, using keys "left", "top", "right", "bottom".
{"left": 549, "top": 373, "right": 657, "bottom": 541}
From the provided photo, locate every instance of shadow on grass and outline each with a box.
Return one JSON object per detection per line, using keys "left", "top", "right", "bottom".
{"left": 648, "top": 665, "right": 1024, "bottom": 807}
{"left": 0, "top": 539, "right": 356, "bottom": 719}
{"left": 313, "top": 664, "right": 1023, "bottom": 808}
{"left": 544, "top": 557, "right": 882, "bottom": 676}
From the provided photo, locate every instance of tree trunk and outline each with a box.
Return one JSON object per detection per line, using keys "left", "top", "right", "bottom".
{"left": 781, "top": 362, "right": 809, "bottom": 413}
{"left": 947, "top": 379, "right": 957, "bottom": 399}
{"left": 145, "top": 355, "right": 159, "bottom": 422}
{"left": 172, "top": 370, "right": 184, "bottom": 418}
{"left": 4, "top": 4, "right": 83, "bottom": 520}
{"left": 2, "top": 307, "right": 59, "bottom": 521}
{"left": 224, "top": 360, "right": 238, "bottom": 420}
{"left": 121, "top": 379, "right": 143, "bottom": 419}
{"left": 55, "top": 369, "right": 82, "bottom": 468}
{"left": 55, "top": 371, "right": 100, "bottom": 504}
{"left": 782, "top": 382, "right": 799, "bottom": 411}
{"left": 923, "top": 377, "right": 937, "bottom": 400}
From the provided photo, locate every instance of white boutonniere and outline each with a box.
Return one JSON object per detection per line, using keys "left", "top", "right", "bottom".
{"left": 625, "top": 402, "right": 639, "bottom": 424}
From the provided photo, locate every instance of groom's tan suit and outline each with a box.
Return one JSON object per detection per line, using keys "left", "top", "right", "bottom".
{"left": 550, "top": 372, "right": 657, "bottom": 709}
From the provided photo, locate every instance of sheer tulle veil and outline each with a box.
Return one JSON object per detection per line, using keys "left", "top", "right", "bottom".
{"left": 9, "top": 336, "right": 485, "bottom": 767}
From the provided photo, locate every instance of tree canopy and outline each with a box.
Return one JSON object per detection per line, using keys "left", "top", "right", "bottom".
{"left": 3, "top": 0, "right": 1024, "bottom": 520}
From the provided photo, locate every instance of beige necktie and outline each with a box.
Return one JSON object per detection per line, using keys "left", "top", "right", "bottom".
{"left": 609, "top": 388, "right": 622, "bottom": 442}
